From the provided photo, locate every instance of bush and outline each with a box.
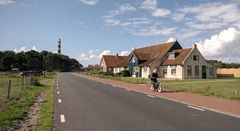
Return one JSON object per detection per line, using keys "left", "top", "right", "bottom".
{"left": 31, "top": 76, "right": 41, "bottom": 86}
{"left": 115, "top": 70, "right": 130, "bottom": 77}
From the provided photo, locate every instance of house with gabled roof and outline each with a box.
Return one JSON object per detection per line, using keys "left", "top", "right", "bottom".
{"left": 100, "top": 41, "right": 216, "bottom": 79}
{"left": 128, "top": 41, "right": 216, "bottom": 79}
{"left": 100, "top": 54, "right": 128, "bottom": 73}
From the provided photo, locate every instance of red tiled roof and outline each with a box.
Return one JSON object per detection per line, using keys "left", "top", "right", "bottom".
{"left": 162, "top": 48, "right": 192, "bottom": 65}
{"left": 129, "top": 41, "right": 182, "bottom": 66}
{"left": 102, "top": 55, "right": 128, "bottom": 67}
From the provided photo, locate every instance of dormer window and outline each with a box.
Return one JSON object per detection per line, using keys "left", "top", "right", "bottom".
{"left": 168, "top": 53, "right": 175, "bottom": 60}
{"left": 193, "top": 55, "right": 199, "bottom": 61}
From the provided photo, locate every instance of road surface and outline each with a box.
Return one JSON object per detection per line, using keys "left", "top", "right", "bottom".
{"left": 53, "top": 73, "right": 240, "bottom": 131}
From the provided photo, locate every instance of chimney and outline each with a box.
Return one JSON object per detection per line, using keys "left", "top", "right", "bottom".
{"left": 192, "top": 43, "right": 197, "bottom": 49}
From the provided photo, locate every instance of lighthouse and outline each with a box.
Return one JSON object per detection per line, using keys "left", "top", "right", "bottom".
{"left": 57, "top": 38, "right": 61, "bottom": 54}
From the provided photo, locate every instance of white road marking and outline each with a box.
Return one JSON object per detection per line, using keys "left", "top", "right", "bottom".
{"left": 58, "top": 99, "right": 62, "bottom": 103}
{"left": 57, "top": 86, "right": 59, "bottom": 90}
{"left": 57, "top": 91, "right": 60, "bottom": 94}
{"left": 147, "top": 94, "right": 156, "bottom": 98}
{"left": 188, "top": 105, "right": 205, "bottom": 111}
{"left": 60, "top": 115, "right": 65, "bottom": 123}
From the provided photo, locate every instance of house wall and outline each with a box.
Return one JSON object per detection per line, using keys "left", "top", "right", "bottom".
{"left": 141, "top": 67, "right": 150, "bottom": 78}
{"left": 100, "top": 59, "right": 107, "bottom": 72}
{"left": 162, "top": 65, "right": 183, "bottom": 79}
{"left": 183, "top": 47, "right": 216, "bottom": 79}
{"left": 114, "top": 67, "right": 125, "bottom": 74}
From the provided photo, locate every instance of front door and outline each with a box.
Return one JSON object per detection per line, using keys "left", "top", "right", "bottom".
{"left": 202, "top": 66, "right": 206, "bottom": 79}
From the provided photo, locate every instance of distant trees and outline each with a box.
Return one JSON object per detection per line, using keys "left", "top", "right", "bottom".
{"left": 208, "top": 60, "right": 240, "bottom": 68}
{"left": 0, "top": 50, "right": 83, "bottom": 72}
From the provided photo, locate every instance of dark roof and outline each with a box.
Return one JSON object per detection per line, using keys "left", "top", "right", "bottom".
{"left": 113, "top": 57, "right": 129, "bottom": 67}
{"left": 131, "top": 41, "right": 182, "bottom": 66}
{"left": 102, "top": 55, "right": 128, "bottom": 67}
{"left": 162, "top": 48, "right": 192, "bottom": 65}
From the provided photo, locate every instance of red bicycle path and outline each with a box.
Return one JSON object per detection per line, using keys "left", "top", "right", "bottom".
{"left": 74, "top": 73, "right": 240, "bottom": 119}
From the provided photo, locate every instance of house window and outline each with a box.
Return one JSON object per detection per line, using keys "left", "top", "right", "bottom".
{"left": 143, "top": 67, "right": 147, "bottom": 72}
{"left": 168, "top": 53, "right": 175, "bottom": 60}
{"left": 193, "top": 55, "right": 199, "bottom": 61}
{"left": 195, "top": 65, "right": 199, "bottom": 76}
{"left": 171, "top": 66, "right": 176, "bottom": 75}
{"left": 187, "top": 65, "right": 192, "bottom": 76}
{"left": 209, "top": 67, "right": 214, "bottom": 76}
{"left": 163, "top": 66, "right": 167, "bottom": 75}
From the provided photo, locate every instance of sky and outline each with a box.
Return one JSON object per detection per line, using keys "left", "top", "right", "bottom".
{"left": 0, "top": 0, "right": 240, "bottom": 66}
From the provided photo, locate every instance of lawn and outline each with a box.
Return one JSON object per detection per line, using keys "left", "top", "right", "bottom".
{"left": 160, "top": 79, "right": 240, "bottom": 100}
{"left": 80, "top": 71, "right": 240, "bottom": 101}
{"left": 0, "top": 73, "right": 56, "bottom": 130}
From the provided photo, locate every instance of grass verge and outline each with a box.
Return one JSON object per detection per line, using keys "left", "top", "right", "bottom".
{"left": 36, "top": 76, "right": 55, "bottom": 131}
{"left": 0, "top": 74, "right": 56, "bottom": 130}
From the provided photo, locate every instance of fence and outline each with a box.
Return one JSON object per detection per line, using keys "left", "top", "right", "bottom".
{"left": 0, "top": 75, "right": 31, "bottom": 103}
{"left": 217, "top": 68, "right": 240, "bottom": 78}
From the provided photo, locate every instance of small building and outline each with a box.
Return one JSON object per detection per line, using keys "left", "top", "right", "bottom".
{"left": 100, "top": 41, "right": 216, "bottom": 79}
{"left": 100, "top": 54, "right": 128, "bottom": 73}
{"left": 127, "top": 41, "right": 216, "bottom": 79}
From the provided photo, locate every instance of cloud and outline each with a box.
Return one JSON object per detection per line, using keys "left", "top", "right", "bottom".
{"left": 133, "top": 27, "right": 177, "bottom": 36}
{"left": 14, "top": 46, "right": 39, "bottom": 53}
{"left": 178, "top": 2, "right": 240, "bottom": 24}
{"left": 99, "top": 50, "right": 111, "bottom": 58}
{"left": 104, "top": 17, "right": 152, "bottom": 27}
{"left": 119, "top": 51, "right": 129, "bottom": 56}
{"left": 79, "top": 0, "right": 98, "bottom": 5}
{"left": 171, "top": 13, "right": 185, "bottom": 22}
{"left": 152, "top": 9, "right": 171, "bottom": 17}
{"left": 14, "top": 47, "right": 27, "bottom": 53}
{"left": 196, "top": 27, "right": 240, "bottom": 62}
{"left": 78, "top": 49, "right": 132, "bottom": 66}
{"left": 0, "top": 0, "right": 14, "bottom": 5}
{"left": 186, "top": 22, "right": 226, "bottom": 30}
{"left": 32, "top": 46, "right": 37, "bottom": 51}
{"left": 140, "top": 0, "right": 157, "bottom": 10}
{"left": 166, "top": 37, "right": 176, "bottom": 42}
{"left": 105, "top": 3, "right": 136, "bottom": 19}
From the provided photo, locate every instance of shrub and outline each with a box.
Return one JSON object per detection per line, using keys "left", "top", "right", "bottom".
{"left": 31, "top": 76, "right": 41, "bottom": 86}
{"left": 115, "top": 70, "right": 130, "bottom": 77}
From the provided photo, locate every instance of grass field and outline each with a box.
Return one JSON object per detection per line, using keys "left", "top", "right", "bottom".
{"left": 80, "top": 72, "right": 240, "bottom": 101}
{"left": 0, "top": 73, "right": 56, "bottom": 130}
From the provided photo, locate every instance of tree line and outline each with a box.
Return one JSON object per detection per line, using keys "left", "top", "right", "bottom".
{"left": 0, "top": 50, "right": 83, "bottom": 72}
{"left": 208, "top": 60, "right": 240, "bottom": 68}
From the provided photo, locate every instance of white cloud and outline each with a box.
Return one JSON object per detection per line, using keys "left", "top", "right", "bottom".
{"left": 152, "top": 8, "right": 171, "bottom": 17}
{"left": 178, "top": 2, "right": 240, "bottom": 23}
{"left": 133, "top": 27, "right": 177, "bottom": 36}
{"left": 105, "top": 17, "right": 152, "bottom": 27}
{"left": 99, "top": 50, "right": 111, "bottom": 58}
{"left": 105, "top": 3, "right": 136, "bottom": 19}
{"left": 197, "top": 27, "right": 240, "bottom": 62}
{"left": 186, "top": 22, "right": 226, "bottom": 30}
{"left": 119, "top": 51, "right": 129, "bottom": 56}
{"left": 32, "top": 46, "right": 37, "bottom": 51}
{"left": 140, "top": 0, "right": 157, "bottom": 10}
{"left": 171, "top": 13, "right": 185, "bottom": 22}
{"left": 0, "top": 0, "right": 14, "bottom": 5}
{"left": 79, "top": 0, "right": 98, "bottom": 5}
{"left": 14, "top": 47, "right": 27, "bottom": 53}
{"left": 166, "top": 37, "right": 176, "bottom": 43}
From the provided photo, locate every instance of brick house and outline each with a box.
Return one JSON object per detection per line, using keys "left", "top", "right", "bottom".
{"left": 100, "top": 54, "right": 128, "bottom": 73}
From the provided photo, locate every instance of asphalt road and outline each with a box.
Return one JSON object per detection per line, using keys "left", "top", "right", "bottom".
{"left": 53, "top": 73, "right": 240, "bottom": 131}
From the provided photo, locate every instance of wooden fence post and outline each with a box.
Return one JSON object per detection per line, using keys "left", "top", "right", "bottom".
{"left": 21, "top": 76, "right": 24, "bottom": 90}
{"left": 7, "top": 80, "right": 11, "bottom": 99}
